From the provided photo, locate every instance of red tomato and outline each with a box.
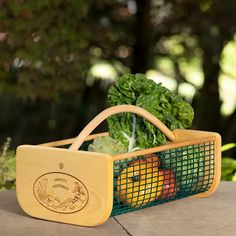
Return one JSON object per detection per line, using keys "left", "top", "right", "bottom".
{"left": 159, "top": 169, "right": 177, "bottom": 199}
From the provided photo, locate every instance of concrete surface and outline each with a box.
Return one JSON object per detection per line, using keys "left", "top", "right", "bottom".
{"left": 0, "top": 182, "right": 236, "bottom": 236}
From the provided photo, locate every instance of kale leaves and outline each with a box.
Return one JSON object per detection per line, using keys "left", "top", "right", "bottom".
{"left": 107, "top": 73, "right": 194, "bottom": 151}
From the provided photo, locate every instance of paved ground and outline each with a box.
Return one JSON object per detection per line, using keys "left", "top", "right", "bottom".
{"left": 0, "top": 182, "right": 236, "bottom": 236}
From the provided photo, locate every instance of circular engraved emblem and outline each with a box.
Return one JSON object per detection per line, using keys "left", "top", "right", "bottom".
{"left": 33, "top": 172, "right": 89, "bottom": 214}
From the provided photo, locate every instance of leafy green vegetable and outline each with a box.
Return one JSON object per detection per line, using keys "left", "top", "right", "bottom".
{"left": 160, "top": 146, "right": 205, "bottom": 191}
{"left": 107, "top": 73, "right": 194, "bottom": 150}
{"left": 88, "top": 136, "right": 126, "bottom": 155}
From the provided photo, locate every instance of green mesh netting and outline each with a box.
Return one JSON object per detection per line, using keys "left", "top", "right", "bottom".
{"left": 81, "top": 140, "right": 215, "bottom": 216}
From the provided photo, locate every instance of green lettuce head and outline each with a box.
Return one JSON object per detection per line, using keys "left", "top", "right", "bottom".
{"left": 107, "top": 73, "right": 194, "bottom": 151}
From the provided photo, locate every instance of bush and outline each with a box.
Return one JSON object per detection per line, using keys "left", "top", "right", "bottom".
{"left": 0, "top": 138, "right": 16, "bottom": 191}
{"left": 221, "top": 143, "right": 236, "bottom": 181}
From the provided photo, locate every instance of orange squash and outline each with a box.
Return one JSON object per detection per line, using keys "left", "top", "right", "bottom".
{"left": 116, "top": 159, "right": 164, "bottom": 208}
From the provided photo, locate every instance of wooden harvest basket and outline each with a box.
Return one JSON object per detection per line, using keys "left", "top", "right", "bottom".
{"left": 16, "top": 105, "right": 221, "bottom": 226}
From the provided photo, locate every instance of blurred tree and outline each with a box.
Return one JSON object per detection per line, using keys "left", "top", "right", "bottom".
{"left": 173, "top": 0, "right": 236, "bottom": 133}
{"left": 0, "top": 0, "right": 114, "bottom": 144}
{"left": 131, "top": 0, "right": 152, "bottom": 73}
{"left": 134, "top": 0, "right": 236, "bottom": 133}
{"left": 130, "top": 0, "right": 236, "bottom": 136}
{"left": 0, "top": 0, "right": 93, "bottom": 99}
{"left": 0, "top": 0, "right": 236, "bottom": 150}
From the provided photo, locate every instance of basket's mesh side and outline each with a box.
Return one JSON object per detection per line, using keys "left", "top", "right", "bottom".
{"left": 111, "top": 141, "right": 215, "bottom": 216}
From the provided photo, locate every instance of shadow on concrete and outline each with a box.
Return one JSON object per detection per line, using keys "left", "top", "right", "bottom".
{"left": 0, "top": 190, "right": 28, "bottom": 217}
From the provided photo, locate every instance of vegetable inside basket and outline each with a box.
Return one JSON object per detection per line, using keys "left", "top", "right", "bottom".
{"left": 16, "top": 105, "right": 221, "bottom": 226}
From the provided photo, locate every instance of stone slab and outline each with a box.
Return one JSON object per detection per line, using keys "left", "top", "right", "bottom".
{"left": 0, "top": 182, "right": 236, "bottom": 236}
{"left": 115, "top": 182, "right": 236, "bottom": 236}
{"left": 0, "top": 190, "right": 128, "bottom": 236}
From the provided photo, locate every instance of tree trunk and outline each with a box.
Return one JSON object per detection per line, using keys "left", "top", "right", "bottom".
{"left": 193, "top": 50, "right": 222, "bottom": 132}
{"left": 131, "top": 0, "right": 152, "bottom": 73}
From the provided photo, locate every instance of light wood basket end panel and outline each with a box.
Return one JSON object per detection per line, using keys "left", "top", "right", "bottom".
{"left": 16, "top": 145, "right": 113, "bottom": 226}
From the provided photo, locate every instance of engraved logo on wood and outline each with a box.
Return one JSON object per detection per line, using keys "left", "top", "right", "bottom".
{"left": 33, "top": 172, "right": 89, "bottom": 214}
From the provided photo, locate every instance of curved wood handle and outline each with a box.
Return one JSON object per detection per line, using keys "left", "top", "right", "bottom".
{"left": 69, "top": 105, "right": 175, "bottom": 151}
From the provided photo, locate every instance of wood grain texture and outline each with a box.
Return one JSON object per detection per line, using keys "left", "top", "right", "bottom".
{"left": 16, "top": 145, "right": 113, "bottom": 226}
{"left": 39, "top": 132, "right": 109, "bottom": 148}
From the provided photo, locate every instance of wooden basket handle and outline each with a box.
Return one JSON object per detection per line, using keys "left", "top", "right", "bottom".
{"left": 69, "top": 105, "right": 175, "bottom": 151}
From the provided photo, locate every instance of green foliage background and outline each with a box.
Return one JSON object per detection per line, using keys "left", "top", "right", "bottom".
{"left": 0, "top": 138, "right": 15, "bottom": 191}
